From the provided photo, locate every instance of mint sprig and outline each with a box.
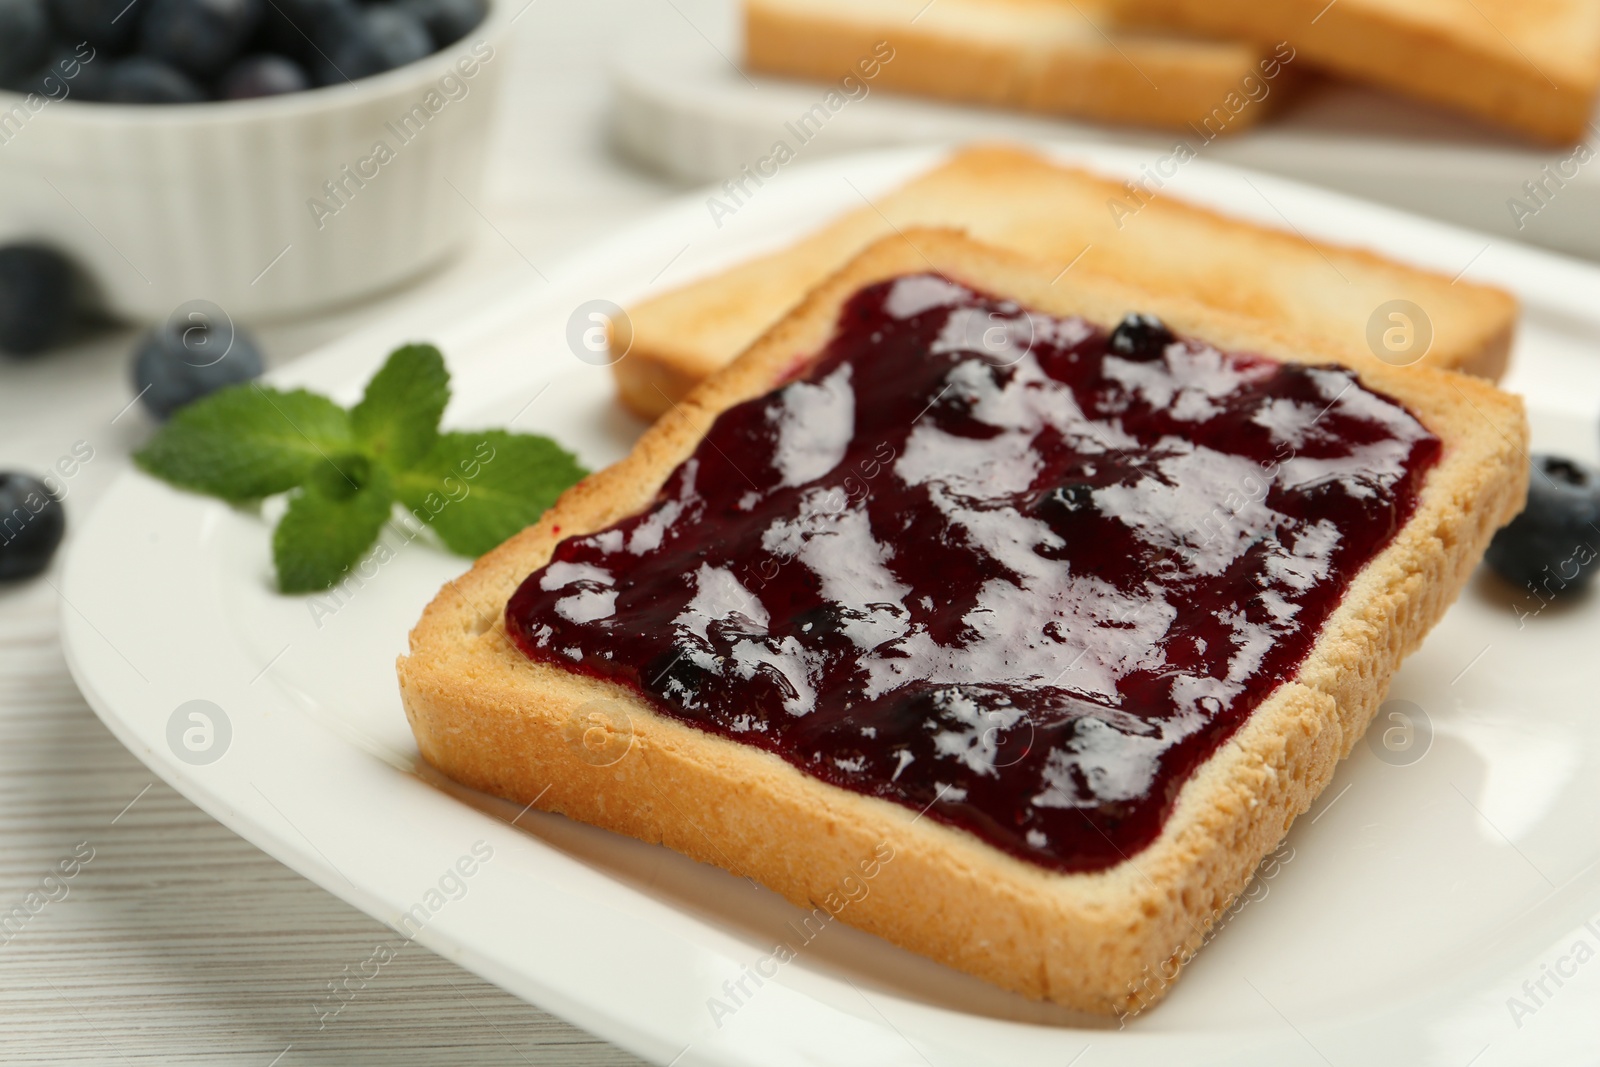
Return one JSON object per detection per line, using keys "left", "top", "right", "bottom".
{"left": 135, "top": 344, "right": 588, "bottom": 594}
{"left": 133, "top": 387, "right": 356, "bottom": 503}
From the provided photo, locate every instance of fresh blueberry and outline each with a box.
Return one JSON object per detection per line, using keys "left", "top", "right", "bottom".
{"left": 256, "top": 0, "right": 356, "bottom": 63}
{"left": 132, "top": 310, "right": 264, "bottom": 419}
{"left": 1107, "top": 312, "right": 1176, "bottom": 361}
{"left": 139, "top": 0, "right": 261, "bottom": 78}
{"left": 0, "top": 244, "right": 79, "bottom": 357}
{"left": 8, "top": 46, "right": 112, "bottom": 101}
{"left": 219, "top": 53, "right": 308, "bottom": 97}
{"left": 50, "top": 0, "right": 148, "bottom": 53}
{"left": 0, "top": 472, "right": 66, "bottom": 581}
{"left": 315, "top": 6, "right": 431, "bottom": 85}
{"left": 105, "top": 55, "right": 206, "bottom": 101}
{"left": 396, "top": 0, "right": 485, "bottom": 47}
{"left": 0, "top": 0, "right": 52, "bottom": 89}
{"left": 1485, "top": 454, "right": 1600, "bottom": 596}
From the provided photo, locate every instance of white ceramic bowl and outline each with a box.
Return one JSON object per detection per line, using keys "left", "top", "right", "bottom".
{"left": 0, "top": 3, "right": 511, "bottom": 323}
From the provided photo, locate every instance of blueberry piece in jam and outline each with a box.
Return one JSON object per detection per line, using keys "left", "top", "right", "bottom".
{"left": 790, "top": 604, "right": 845, "bottom": 638}
{"left": 646, "top": 649, "right": 712, "bottom": 702}
{"left": 1108, "top": 312, "right": 1175, "bottom": 361}
{"left": 1484, "top": 454, "right": 1600, "bottom": 594}
{"left": 1037, "top": 483, "right": 1095, "bottom": 516}
{"left": 1031, "top": 483, "right": 1098, "bottom": 545}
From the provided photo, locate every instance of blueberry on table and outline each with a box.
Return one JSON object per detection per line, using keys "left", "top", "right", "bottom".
{"left": 1108, "top": 312, "right": 1176, "bottom": 361}
{"left": 0, "top": 0, "right": 52, "bottom": 89}
{"left": 50, "top": 0, "right": 146, "bottom": 53}
{"left": 0, "top": 244, "right": 79, "bottom": 357}
{"left": 0, "top": 473, "right": 66, "bottom": 581}
{"left": 220, "top": 53, "right": 309, "bottom": 98}
{"left": 133, "top": 313, "right": 264, "bottom": 419}
{"left": 105, "top": 55, "right": 207, "bottom": 101}
{"left": 315, "top": 6, "right": 431, "bottom": 85}
{"left": 397, "top": 0, "right": 486, "bottom": 47}
{"left": 139, "top": 0, "right": 262, "bottom": 78}
{"left": 1485, "top": 454, "right": 1600, "bottom": 595}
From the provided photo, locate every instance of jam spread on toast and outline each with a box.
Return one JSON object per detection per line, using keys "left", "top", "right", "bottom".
{"left": 507, "top": 275, "right": 1440, "bottom": 873}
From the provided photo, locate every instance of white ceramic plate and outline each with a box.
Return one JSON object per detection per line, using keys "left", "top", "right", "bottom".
{"left": 62, "top": 144, "right": 1600, "bottom": 1067}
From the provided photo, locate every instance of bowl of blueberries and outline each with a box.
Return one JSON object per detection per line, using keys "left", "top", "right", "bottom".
{"left": 0, "top": 0, "right": 506, "bottom": 321}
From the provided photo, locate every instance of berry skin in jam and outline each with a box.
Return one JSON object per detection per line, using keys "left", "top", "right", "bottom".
{"left": 1107, "top": 311, "right": 1176, "bottom": 361}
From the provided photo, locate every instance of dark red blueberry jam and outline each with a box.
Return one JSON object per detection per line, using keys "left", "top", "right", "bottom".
{"left": 507, "top": 275, "right": 1441, "bottom": 873}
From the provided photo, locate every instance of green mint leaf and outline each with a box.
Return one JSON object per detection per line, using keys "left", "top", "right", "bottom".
{"left": 133, "top": 341, "right": 587, "bottom": 588}
{"left": 350, "top": 343, "right": 449, "bottom": 471}
{"left": 272, "top": 461, "right": 394, "bottom": 593}
{"left": 135, "top": 384, "right": 355, "bottom": 503}
{"left": 394, "top": 430, "right": 587, "bottom": 557}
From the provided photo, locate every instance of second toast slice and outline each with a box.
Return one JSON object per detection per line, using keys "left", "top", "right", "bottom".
{"left": 618, "top": 146, "right": 1519, "bottom": 420}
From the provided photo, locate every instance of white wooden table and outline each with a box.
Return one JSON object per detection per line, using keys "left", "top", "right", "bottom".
{"left": 0, "top": 2, "right": 725, "bottom": 1061}
{"left": 17, "top": 3, "right": 1593, "bottom": 1061}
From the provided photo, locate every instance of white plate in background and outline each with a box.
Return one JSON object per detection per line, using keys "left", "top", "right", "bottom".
{"left": 610, "top": 34, "right": 1600, "bottom": 264}
{"left": 62, "top": 143, "right": 1600, "bottom": 1066}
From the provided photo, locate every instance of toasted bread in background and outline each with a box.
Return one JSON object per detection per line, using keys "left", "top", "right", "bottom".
{"left": 1111, "top": 0, "right": 1600, "bottom": 144}
{"left": 616, "top": 146, "right": 1518, "bottom": 420}
{"left": 402, "top": 229, "right": 1528, "bottom": 1014}
{"left": 744, "top": 0, "right": 1291, "bottom": 133}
